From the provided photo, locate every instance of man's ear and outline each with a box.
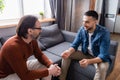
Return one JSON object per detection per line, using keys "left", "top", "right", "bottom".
{"left": 28, "top": 28, "right": 33, "bottom": 34}
{"left": 95, "top": 20, "right": 98, "bottom": 24}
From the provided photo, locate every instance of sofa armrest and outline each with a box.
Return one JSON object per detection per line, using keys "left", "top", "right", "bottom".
{"left": 107, "top": 40, "right": 119, "bottom": 75}
{"left": 0, "top": 37, "right": 2, "bottom": 49}
{"left": 0, "top": 42, "right": 2, "bottom": 49}
{"left": 61, "top": 30, "right": 77, "bottom": 43}
{"left": 109, "top": 40, "right": 119, "bottom": 56}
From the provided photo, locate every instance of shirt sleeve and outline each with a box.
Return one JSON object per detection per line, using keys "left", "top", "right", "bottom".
{"left": 71, "top": 28, "right": 82, "bottom": 50}
{"left": 32, "top": 40, "right": 52, "bottom": 67}
{"left": 97, "top": 30, "right": 110, "bottom": 62}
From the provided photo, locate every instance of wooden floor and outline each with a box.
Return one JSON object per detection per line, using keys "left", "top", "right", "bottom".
{"left": 106, "top": 33, "right": 120, "bottom": 80}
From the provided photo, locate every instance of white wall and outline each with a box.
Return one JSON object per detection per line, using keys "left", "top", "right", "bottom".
{"left": 95, "top": 0, "right": 119, "bottom": 33}
{"left": 105, "top": 0, "right": 119, "bottom": 32}
{"left": 95, "top": 0, "right": 103, "bottom": 14}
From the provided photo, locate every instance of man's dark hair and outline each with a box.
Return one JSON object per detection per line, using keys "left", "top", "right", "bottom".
{"left": 84, "top": 10, "right": 98, "bottom": 20}
{"left": 16, "top": 15, "right": 38, "bottom": 38}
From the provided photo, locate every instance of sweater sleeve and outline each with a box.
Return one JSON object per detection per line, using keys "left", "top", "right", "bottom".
{"left": 32, "top": 40, "right": 53, "bottom": 67}
{"left": 3, "top": 44, "right": 49, "bottom": 80}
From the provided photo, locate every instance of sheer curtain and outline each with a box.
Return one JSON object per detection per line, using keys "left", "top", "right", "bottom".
{"left": 49, "top": 0, "right": 66, "bottom": 30}
{"left": 95, "top": 0, "right": 106, "bottom": 26}
{"left": 49, "top": 0, "right": 90, "bottom": 32}
{"left": 98, "top": 0, "right": 106, "bottom": 26}
{"left": 68, "top": 0, "right": 90, "bottom": 32}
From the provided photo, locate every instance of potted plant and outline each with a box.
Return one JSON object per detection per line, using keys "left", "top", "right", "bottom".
{"left": 39, "top": 11, "right": 44, "bottom": 19}
{"left": 0, "top": 0, "right": 5, "bottom": 13}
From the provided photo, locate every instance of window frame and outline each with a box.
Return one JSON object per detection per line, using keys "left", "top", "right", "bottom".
{"left": 0, "top": 0, "right": 52, "bottom": 27}
{"left": 0, "top": 0, "right": 45, "bottom": 20}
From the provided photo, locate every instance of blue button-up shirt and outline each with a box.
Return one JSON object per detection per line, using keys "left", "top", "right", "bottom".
{"left": 71, "top": 25, "right": 111, "bottom": 63}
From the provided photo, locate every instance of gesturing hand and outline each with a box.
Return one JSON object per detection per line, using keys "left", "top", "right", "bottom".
{"left": 79, "top": 59, "right": 89, "bottom": 68}
{"left": 61, "top": 50, "right": 71, "bottom": 59}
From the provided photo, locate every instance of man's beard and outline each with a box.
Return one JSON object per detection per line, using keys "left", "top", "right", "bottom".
{"left": 31, "top": 33, "right": 40, "bottom": 40}
{"left": 85, "top": 26, "right": 94, "bottom": 32}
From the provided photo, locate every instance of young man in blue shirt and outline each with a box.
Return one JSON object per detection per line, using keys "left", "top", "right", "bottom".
{"left": 59, "top": 10, "right": 111, "bottom": 80}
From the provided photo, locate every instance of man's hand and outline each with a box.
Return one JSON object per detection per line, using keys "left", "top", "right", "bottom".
{"left": 61, "top": 47, "right": 75, "bottom": 59}
{"left": 79, "top": 59, "right": 90, "bottom": 68}
{"left": 79, "top": 57, "right": 102, "bottom": 68}
{"left": 48, "top": 64, "right": 61, "bottom": 76}
{"left": 54, "top": 64, "right": 61, "bottom": 76}
{"left": 61, "top": 50, "right": 71, "bottom": 59}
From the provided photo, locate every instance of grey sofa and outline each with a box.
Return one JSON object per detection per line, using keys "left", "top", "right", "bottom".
{"left": 0, "top": 24, "right": 118, "bottom": 80}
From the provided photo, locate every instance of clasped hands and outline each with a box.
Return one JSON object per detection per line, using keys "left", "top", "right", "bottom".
{"left": 48, "top": 64, "right": 61, "bottom": 76}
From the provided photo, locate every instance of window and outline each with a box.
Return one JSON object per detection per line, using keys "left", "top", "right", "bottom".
{"left": 0, "top": 0, "right": 51, "bottom": 21}
{"left": 0, "top": 0, "right": 20, "bottom": 20}
{"left": 23, "top": 0, "right": 44, "bottom": 16}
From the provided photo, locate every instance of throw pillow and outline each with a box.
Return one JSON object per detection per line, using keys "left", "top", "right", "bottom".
{"left": 0, "top": 39, "right": 2, "bottom": 49}
{"left": 37, "top": 40, "right": 46, "bottom": 50}
{"left": 0, "top": 35, "right": 13, "bottom": 45}
{"left": 39, "top": 24, "right": 64, "bottom": 48}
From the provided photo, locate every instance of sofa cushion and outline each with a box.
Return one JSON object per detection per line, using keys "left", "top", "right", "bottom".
{"left": 43, "top": 51, "right": 62, "bottom": 64}
{"left": 61, "top": 30, "right": 76, "bottom": 43}
{"left": 39, "top": 24, "right": 64, "bottom": 48}
{"left": 67, "top": 60, "right": 95, "bottom": 80}
{"left": 46, "top": 42, "right": 81, "bottom": 57}
{"left": 0, "top": 35, "right": 13, "bottom": 45}
{"left": 0, "top": 27, "right": 16, "bottom": 37}
{"left": 46, "top": 42, "right": 71, "bottom": 56}
{"left": 28, "top": 51, "right": 61, "bottom": 64}
{"left": 0, "top": 41, "right": 2, "bottom": 49}
{"left": 37, "top": 40, "right": 46, "bottom": 50}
